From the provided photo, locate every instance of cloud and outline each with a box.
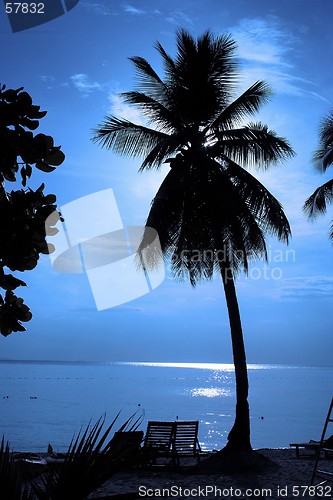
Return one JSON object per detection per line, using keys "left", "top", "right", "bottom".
{"left": 124, "top": 5, "right": 145, "bottom": 15}
{"left": 278, "top": 275, "right": 333, "bottom": 299}
{"left": 81, "top": 2, "right": 162, "bottom": 18}
{"left": 80, "top": 2, "right": 113, "bottom": 16}
{"left": 39, "top": 75, "right": 55, "bottom": 83}
{"left": 229, "top": 16, "right": 326, "bottom": 100}
{"left": 165, "top": 10, "right": 194, "bottom": 27}
{"left": 70, "top": 74, "right": 105, "bottom": 95}
{"left": 108, "top": 93, "right": 146, "bottom": 125}
{"left": 232, "top": 17, "right": 295, "bottom": 67}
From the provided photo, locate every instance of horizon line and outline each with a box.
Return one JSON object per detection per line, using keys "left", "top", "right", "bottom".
{"left": 0, "top": 359, "right": 332, "bottom": 369}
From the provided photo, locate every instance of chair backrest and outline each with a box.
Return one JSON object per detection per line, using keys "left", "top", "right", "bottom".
{"left": 110, "top": 430, "right": 144, "bottom": 455}
{"left": 144, "top": 421, "right": 174, "bottom": 451}
{"left": 173, "top": 420, "right": 200, "bottom": 456}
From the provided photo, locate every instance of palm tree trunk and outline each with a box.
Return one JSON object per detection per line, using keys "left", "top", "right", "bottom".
{"left": 220, "top": 265, "right": 252, "bottom": 452}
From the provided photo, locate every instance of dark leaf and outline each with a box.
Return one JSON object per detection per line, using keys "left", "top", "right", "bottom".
{"left": 25, "top": 164, "right": 32, "bottom": 178}
{"left": 17, "top": 90, "right": 33, "bottom": 109}
{"left": 35, "top": 161, "right": 56, "bottom": 173}
{"left": 1, "top": 274, "right": 27, "bottom": 291}
{"left": 44, "top": 194, "right": 57, "bottom": 204}
{"left": 44, "top": 148, "right": 65, "bottom": 166}
{"left": 21, "top": 117, "right": 39, "bottom": 130}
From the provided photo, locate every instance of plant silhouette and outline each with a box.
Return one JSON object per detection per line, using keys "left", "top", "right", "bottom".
{"left": 304, "top": 110, "right": 333, "bottom": 240}
{"left": 93, "top": 30, "right": 294, "bottom": 452}
{"left": 0, "top": 84, "right": 64, "bottom": 336}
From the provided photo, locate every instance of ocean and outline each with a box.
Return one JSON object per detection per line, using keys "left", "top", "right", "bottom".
{"left": 0, "top": 361, "right": 332, "bottom": 453}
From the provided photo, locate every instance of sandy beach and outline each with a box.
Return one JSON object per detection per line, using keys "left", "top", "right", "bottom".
{"left": 87, "top": 448, "right": 333, "bottom": 499}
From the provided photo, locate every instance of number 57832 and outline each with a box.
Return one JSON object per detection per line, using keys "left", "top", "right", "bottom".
{"left": 5, "top": 3, "right": 45, "bottom": 14}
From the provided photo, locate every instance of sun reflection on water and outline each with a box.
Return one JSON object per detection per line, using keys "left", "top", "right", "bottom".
{"left": 190, "top": 387, "right": 231, "bottom": 398}
{"left": 122, "top": 362, "right": 276, "bottom": 371}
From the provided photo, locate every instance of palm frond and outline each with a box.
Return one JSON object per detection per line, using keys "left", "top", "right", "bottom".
{"left": 139, "top": 135, "right": 185, "bottom": 170}
{"left": 306, "top": 111, "right": 333, "bottom": 243}
{"left": 0, "top": 437, "right": 22, "bottom": 500}
{"left": 121, "top": 91, "right": 175, "bottom": 132}
{"left": 159, "top": 30, "right": 240, "bottom": 127}
{"left": 313, "top": 145, "right": 333, "bottom": 172}
{"left": 222, "top": 157, "right": 291, "bottom": 243}
{"left": 174, "top": 30, "right": 238, "bottom": 87}
{"left": 140, "top": 155, "right": 289, "bottom": 285}
{"left": 128, "top": 56, "right": 176, "bottom": 112}
{"left": 312, "top": 111, "right": 333, "bottom": 172}
{"left": 129, "top": 56, "right": 165, "bottom": 95}
{"left": 92, "top": 116, "right": 168, "bottom": 158}
{"left": 319, "top": 111, "right": 333, "bottom": 146}
{"left": 31, "top": 413, "right": 143, "bottom": 500}
{"left": 205, "top": 81, "right": 272, "bottom": 133}
{"left": 211, "top": 122, "right": 295, "bottom": 168}
{"left": 155, "top": 41, "right": 177, "bottom": 81}
{"left": 303, "top": 178, "right": 333, "bottom": 218}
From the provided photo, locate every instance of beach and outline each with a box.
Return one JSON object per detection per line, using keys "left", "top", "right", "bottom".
{"left": 88, "top": 448, "right": 333, "bottom": 499}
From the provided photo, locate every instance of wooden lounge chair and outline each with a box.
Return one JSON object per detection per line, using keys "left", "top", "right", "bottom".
{"left": 109, "top": 430, "right": 144, "bottom": 465}
{"left": 172, "top": 420, "right": 202, "bottom": 465}
{"left": 142, "top": 420, "right": 202, "bottom": 466}
{"left": 290, "top": 434, "right": 333, "bottom": 458}
{"left": 142, "top": 421, "right": 174, "bottom": 465}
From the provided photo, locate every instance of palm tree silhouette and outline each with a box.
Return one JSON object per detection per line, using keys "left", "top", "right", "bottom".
{"left": 93, "top": 30, "right": 294, "bottom": 452}
{"left": 304, "top": 111, "right": 333, "bottom": 240}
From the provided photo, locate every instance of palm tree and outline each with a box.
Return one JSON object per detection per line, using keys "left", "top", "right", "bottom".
{"left": 93, "top": 30, "right": 294, "bottom": 452}
{"left": 304, "top": 111, "right": 333, "bottom": 240}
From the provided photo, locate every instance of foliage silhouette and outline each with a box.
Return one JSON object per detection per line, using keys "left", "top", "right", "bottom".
{"left": 0, "top": 84, "right": 64, "bottom": 336}
{"left": 93, "top": 30, "right": 294, "bottom": 452}
{"left": 304, "top": 110, "right": 333, "bottom": 240}
{"left": 0, "top": 414, "right": 143, "bottom": 499}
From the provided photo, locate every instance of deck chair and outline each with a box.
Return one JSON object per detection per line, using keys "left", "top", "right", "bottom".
{"left": 109, "top": 430, "right": 144, "bottom": 466}
{"left": 290, "top": 434, "right": 333, "bottom": 458}
{"left": 172, "top": 420, "right": 202, "bottom": 465}
{"left": 142, "top": 421, "right": 175, "bottom": 465}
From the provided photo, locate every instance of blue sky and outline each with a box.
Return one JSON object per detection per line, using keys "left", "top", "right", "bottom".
{"left": 1, "top": 0, "right": 333, "bottom": 366}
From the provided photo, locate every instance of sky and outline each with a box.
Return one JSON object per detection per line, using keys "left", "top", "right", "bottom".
{"left": 1, "top": 0, "right": 333, "bottom": 366}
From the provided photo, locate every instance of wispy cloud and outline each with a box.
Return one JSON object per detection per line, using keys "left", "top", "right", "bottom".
{"left": 232, "top": 17, "right": 295, "bottom": 67}
{"left": 108, "top": 93, "right": 145, "bottom": 125}
{"left": 70, "top": 74, "right": 106, "bottom": 95}
{"left": 230, "top": 16, "right": 326, "bottom": 100}
{"left": 278, "top": 275, "right": 333, "bottom": 299}
{"left": 80, "top": 2, "right": 192, "bottom": 29}
{"left": 80, "top": 2, "right": 114, "bottom": 16}
{"left": 39, "top": 75, "right": 55, "bottom": 83}
{"left": 165, "top": 10, "right": 194, "bottom": 27}
{"left": 124, "top": 5, "right": 145, "bottom": 15}
{"left": 38, "top": 75, "right": 57, "bottom": 90}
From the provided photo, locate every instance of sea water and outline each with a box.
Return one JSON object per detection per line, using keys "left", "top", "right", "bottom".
{"left": 0, "top": 361, "right": 332, "bottom": 452}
